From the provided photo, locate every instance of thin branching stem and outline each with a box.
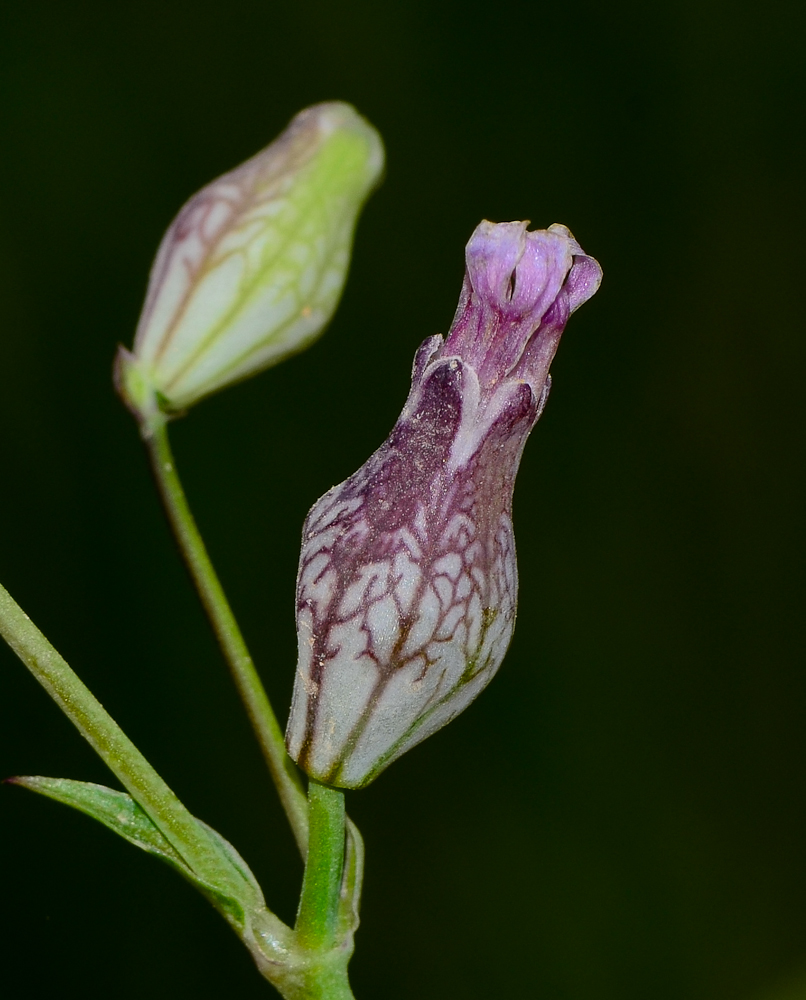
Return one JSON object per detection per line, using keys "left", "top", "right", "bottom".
{"left": 146, "top": 418, "right": 309, "bottom": 854}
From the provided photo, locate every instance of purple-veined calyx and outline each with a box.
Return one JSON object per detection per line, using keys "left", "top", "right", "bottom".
{"left": 115, "top": 102, "right": 383, "bottom": 428}
{"left": 286, "top": 220, "right": 602, "bottom": 788}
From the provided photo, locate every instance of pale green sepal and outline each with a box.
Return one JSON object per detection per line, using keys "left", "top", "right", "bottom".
{"left": 113, "top": 347, "right": 169, "bottom": 437}
{"left": 337, "top": 819, "right": 364, "bottom": 942}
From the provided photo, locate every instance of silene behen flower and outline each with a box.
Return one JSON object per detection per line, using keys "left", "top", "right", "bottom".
{"left": 116, "top": 102, "right": 383, "bottom": 425}
{"left": 286, "top": 220, "right": 602, "bottom": 788}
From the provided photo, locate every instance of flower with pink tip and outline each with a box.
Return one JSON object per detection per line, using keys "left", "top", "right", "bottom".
{"left": 286, "top": 220, "right": 602, "bottom": 788}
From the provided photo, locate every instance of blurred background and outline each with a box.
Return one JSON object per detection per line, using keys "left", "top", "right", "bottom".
{"left": 0, "top": 1, "right": 804, "bottom": 997}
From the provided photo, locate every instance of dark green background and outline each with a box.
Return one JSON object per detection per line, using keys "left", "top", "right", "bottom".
{"left": 1, "top": 2, "right": 804, "bottom": 997}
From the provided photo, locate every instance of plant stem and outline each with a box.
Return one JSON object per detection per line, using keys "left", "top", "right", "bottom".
{"left": 295, "top": 780, "right": 347, "bottom": 953}
{"left": 145, "top": 418, "right": 308, "bottom": 854}
{"left": 0, "top": 582, "right": 232, "bottom": 884}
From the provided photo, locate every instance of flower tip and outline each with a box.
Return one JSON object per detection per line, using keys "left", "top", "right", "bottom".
{"left": 566, "top": 255, "right": 603, "bottom": 313}
{"left": 295, "top": 101, "right": 386, "bottom": 192}
{"left": 307, "top": 100, "right": 385, "bottom": 164}
{"left": 463, "top": 220, "right": 530, "bottom": 307}
{"left": 462, "top": 218, "right": 600, "bottom": 322}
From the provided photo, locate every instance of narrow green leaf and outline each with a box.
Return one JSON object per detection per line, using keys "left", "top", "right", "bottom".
{"left": 9, "top": 775, "right": 190, "bottom": 869}
{"left": 8, "top": 776, "right": 269, "bottom": 934}
{"left": 0, "top": 582, "right": 249, "bottom": 891}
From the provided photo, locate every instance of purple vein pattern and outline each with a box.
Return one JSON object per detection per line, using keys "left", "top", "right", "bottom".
{"left": 118, "top": 102, "right": 383, "bottom": 413}
{"left": 286, "top": 221, "right": 602, "bottom": 787}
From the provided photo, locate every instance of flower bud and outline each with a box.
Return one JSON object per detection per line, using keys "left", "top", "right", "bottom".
{"left": 115, "top": 102, "right": 384, "bottom": 424}
{"left": 286, "top": 220, "right": 602, "bottom": 788}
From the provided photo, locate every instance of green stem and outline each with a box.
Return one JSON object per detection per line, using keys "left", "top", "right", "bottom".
{"left": 0, "top": 582, "right": 232, "bottom": 884}
{"left": 295, "top": 781, "right": 347, "bottom": 952}
{"left": 145, "top": 418, "right": 308, "bottom": 855}
{"left": 293, "top": 964, "right": 356, "bottom": 1000}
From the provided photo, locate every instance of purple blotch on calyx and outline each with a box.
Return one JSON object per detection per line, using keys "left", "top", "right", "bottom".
{"left": 285, "top": 219, "right": 601, "bottom": 787}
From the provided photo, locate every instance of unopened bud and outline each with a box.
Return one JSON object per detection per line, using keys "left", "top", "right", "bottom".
{"left": 115, "top": 102, "right": 384, "bottom": 427}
